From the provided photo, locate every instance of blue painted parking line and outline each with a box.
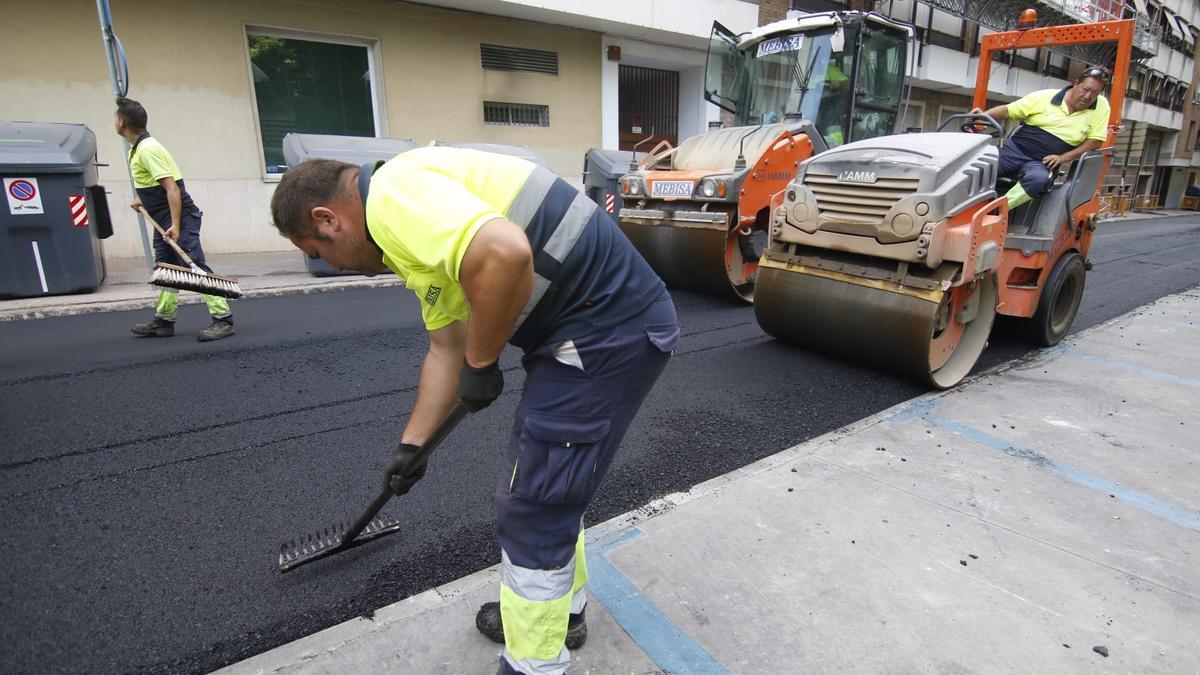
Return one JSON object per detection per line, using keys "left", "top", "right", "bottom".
{"left": 1055, "top": 346, "right": 1200, "bottom": 388}
{"left": 892, "top": 400, "right": 1200, "bottom": 534}
{"left": 586, "top": 525, "right": 730, "bottom": 674}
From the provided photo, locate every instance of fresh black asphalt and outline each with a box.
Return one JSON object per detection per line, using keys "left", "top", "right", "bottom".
{"left": 1, "top": 215, "right": 1197, "bottom": 674}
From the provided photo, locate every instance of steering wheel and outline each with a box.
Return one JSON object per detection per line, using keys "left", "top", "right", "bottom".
{"left": 935, "top": 113, "right": 1004, "bottom": 138}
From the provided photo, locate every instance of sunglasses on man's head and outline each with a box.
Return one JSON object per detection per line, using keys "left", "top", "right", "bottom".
{"left": 1080, "top": 67, "right": 1111, "bottom": 82}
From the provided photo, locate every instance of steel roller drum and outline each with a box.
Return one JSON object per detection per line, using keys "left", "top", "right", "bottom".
{"left": 619, "top": 223, "right": 754, "bottom": 303}
{"left": 754, "top": 263, "right": 998, "bottom": 389}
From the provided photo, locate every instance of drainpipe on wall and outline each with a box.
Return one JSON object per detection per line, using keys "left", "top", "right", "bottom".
{"left": 1125, "top": 120, "right": 1137, "bottom": 204}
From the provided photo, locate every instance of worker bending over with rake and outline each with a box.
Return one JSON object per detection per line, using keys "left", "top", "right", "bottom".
{"left": 116, "top": 97, "right": 235, "bottom": 341}
{"left": 270, "top": 146, "right": 677, "bottom": 675}
{"left": 971, "top": 66, "right": 1111, "bottom": 210}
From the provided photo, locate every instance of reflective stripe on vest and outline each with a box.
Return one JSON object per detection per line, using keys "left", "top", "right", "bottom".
{"left": 505, "top": 167, "right": 596, "bottom": 332}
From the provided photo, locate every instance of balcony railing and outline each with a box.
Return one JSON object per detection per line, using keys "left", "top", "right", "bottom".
{"left": 916, "top": 0, "right": 1158, "bottom": 62}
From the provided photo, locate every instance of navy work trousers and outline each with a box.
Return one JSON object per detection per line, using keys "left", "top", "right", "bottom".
{"left": 998, "top": 140, "right": 1054, "bottom": 199}
{"left": 497, "top": 291, "right": 677, "bottom": 566}
{"left": 136, "top": 182, "right": 230, "bottom": 320}
{"left": 144, "top": 199, "right": 213, "bottom": 273}
{"left": 494, "top": 291, "right": 678, "bottom": 673}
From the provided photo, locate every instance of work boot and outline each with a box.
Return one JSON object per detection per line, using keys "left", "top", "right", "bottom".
{"left": 131, "top": 317, "right": 175, "bottom": 337}
{"left": 475, "top": 601, "right": 587, "bottom": 650}
{"left": 197, "top": 317, "right": 234, "bottom": 342}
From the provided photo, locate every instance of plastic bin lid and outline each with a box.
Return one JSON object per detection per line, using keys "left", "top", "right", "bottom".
{"left": 0, "top": 122, "right": 96, "bottom": 173}
{"left": 281, "top": 133, "right": 418, "bottom": 168}
{"left": 432, "top": 141, "right": 550, "bottom": 169}
{"left": 582, "top": 148, "right": 635, "bottom": 183}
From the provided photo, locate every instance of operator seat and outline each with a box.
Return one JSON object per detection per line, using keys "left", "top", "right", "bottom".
{"left": 996, "top": 123, "right": 1106, "bottom": 236}
{"left": 1007, "top": 149, "right": 1107, "bottom": 237}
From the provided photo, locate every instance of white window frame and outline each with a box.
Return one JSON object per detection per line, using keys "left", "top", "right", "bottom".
{"left": 1163, "top": 9, "right": 1186, "bottom": 41}
{"left": 1172, "top": 14, "right": 1195, "bottom": 50}
{"left": 935, "top": 103, "right": 1005, "bottom": 135}
{"left": 930, "top": 8, "right": 961, "bottom": 36}
{"left": 243, "top": 25, "right": 387, "bottom": 181}
{"left": 937, "top": 104, "right": 969, "bottom": 129}
{"left": 899, "top": 100, "right": 925, "bottom": 132}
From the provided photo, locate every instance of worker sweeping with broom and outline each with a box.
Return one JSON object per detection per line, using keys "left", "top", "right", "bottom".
{"left": 270, "top": 146, "right": 677, "bottom": 675}
{"left": 116, "top": 96, "right": 236, "bottom": 341}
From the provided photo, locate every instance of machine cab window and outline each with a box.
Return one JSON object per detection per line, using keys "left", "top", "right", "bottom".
{"left": 705, "top": 18, "right": 907, "bottom": 149}
{"left": 851, "top": 27, "right": 908, "bottom": 141}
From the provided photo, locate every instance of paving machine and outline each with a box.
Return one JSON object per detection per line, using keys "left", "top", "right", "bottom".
{"left": 617, "top": 12, "right": 915, "bottom": 302}
{"left": 754, "top": 14, "right": 1135, "bottom": 388}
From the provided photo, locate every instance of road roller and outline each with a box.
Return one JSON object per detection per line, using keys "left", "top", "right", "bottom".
{"left": 617, "top": 11, "right": 914, "bottom": 302}
{"left": 755, "top": 15, "right": 1136, "bottom": 388}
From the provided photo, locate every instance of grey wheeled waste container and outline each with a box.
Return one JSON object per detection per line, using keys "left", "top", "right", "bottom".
{"left": 281, "top": 133, "right": 417, "bottom": 276}
{"left": 431, "top": 141, "right": 550, "bottom": 168}
{"left": 582, "top": 148, "right": 634, "bottom": 217}
{"left": 0, "top": 122, "right": 113, "bottom": 298}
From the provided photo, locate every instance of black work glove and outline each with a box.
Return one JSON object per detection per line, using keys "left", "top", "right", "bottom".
{"left": 459, "top": 360, "right": 504, "bottom": 412}
{"left": 384, "top": 443, "right": 426, "bottom": 496}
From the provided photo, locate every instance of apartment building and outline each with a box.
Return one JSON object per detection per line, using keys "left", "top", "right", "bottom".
{"left": 5, "top": 0, "right": 1188, "bottom": 261}
{"left": 5, "top": 0, "right": 759, "bottom": 257}
{"left": 758, "top": 0, "right": 1200, "bottom": 209}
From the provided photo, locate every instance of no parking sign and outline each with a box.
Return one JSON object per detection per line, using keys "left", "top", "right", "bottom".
{"left": 5, "top": 177, "right": 45, "bottom": 215}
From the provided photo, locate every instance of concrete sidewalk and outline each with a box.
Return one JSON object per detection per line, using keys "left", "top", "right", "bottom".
{"left": 0, "top": 250, "right": 402, "bottom": 322}
{"left": 216, "top": 288, "right": 1199, "bottom": 674}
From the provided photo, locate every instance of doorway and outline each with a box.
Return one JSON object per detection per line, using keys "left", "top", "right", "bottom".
{"left": 619, "top": 65, "right": 679, "bottom": 151}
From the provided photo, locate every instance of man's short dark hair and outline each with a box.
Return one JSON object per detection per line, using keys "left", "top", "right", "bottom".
{"left": 270, "top": 159, "right": 357, "bottom": 239}
{"left": 115, "top": 96, "right": 148, "bottom": 130}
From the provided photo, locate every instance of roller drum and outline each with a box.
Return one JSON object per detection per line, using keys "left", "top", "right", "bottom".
{"left": 755, "top": 265, "right": 997, "bottom": 388}
{"left": 619, "top": 223, "right": 754, "bottom": 303}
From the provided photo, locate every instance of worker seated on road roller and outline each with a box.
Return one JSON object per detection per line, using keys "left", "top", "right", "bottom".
{"left": 969, "top": 67, "right": 1111, "bottom": 210}
{"left": 758, "top": 55, "right": 853, "bottom": 147}
{"left": 814, "top": 61, "right": 851, "bottom": 147}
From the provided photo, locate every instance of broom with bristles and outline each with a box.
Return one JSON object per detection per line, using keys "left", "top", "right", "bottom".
{"left": 136, "top": 206, "right": 243, "bottom": 299}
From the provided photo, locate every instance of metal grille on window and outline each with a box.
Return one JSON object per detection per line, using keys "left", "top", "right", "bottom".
{"left": 483, "top": 101, "right": 550, "bottom": 127}
{"left": 480, "top": 44, "right": 559, "bottom": 75}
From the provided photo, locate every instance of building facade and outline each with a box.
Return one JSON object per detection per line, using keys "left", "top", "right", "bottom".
{"left": 4, "top": 0, "right": 758, "bottom": 258}
{"left": 759, "top": 0, "right": 1200, "bottom": 210}
{"left": 4, "top": 0, "right": 1190, "bottom": 262}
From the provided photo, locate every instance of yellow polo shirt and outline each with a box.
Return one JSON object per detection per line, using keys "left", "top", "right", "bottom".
{"left": 1006, "top": 88, "right": 1110, "bottom": 146}
{"left": 364, "top": 146, "right": 537, "bottom": 331}
{"left": 127, "top": 136, "right": 183, "bottom": 189}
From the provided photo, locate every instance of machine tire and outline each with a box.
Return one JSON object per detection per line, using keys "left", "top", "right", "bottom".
{"left": 1028, "top": 251, "right": 1086, "bottom": 347}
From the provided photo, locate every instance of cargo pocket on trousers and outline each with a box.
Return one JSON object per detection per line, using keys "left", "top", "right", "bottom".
{"left": 512, "top": 413, "right": 612, "bottom": 505}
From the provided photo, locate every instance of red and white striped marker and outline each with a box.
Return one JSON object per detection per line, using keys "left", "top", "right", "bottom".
{"left": 604, "top": 193, "right": 615, "bottom": 214}
{"left": 69, "top": 194, "right": 88, "bottom": 227}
